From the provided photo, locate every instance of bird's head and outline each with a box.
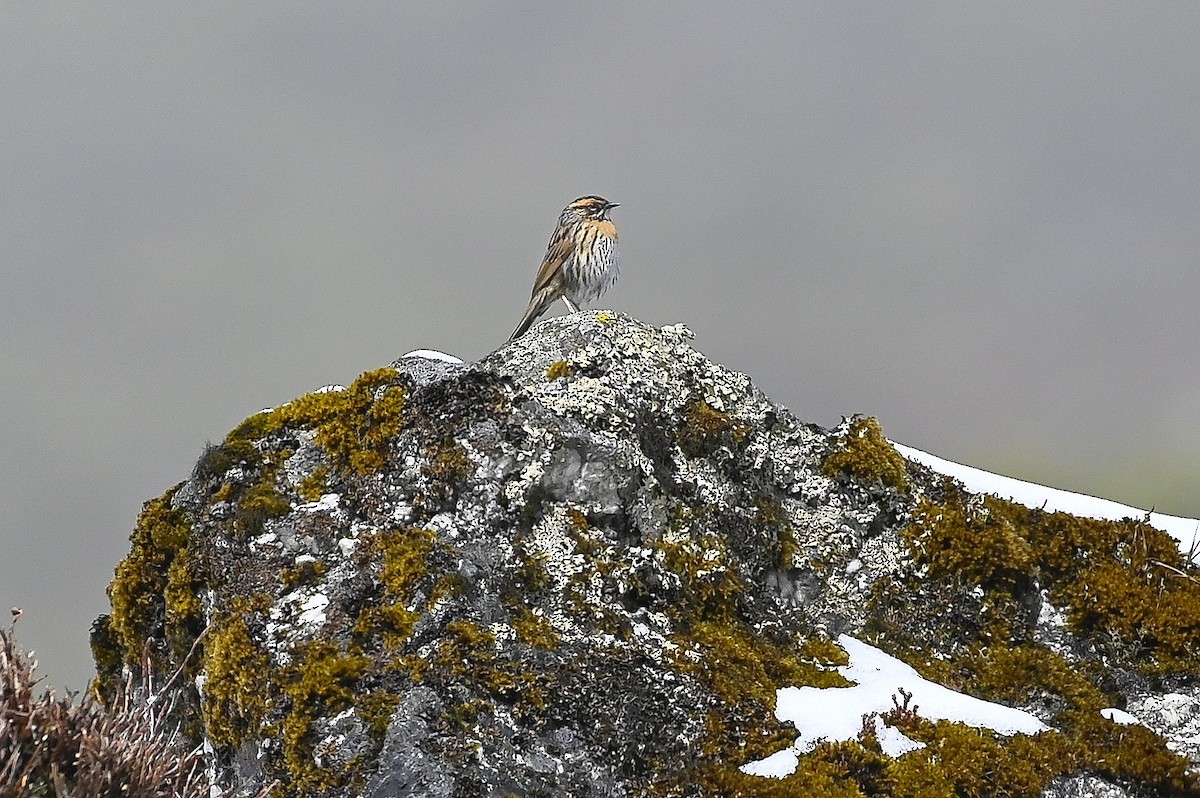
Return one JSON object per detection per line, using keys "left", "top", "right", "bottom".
{"left": 568, "top": 195, "right": 619, "bottom": 220}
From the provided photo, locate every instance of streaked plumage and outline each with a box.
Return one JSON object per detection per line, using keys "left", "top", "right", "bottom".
{"left": 509, "top": 195, "right": 620, "bottom": 340}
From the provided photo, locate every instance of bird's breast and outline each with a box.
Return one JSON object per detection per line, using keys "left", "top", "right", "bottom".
{"left": 592, "top": 219, "right": 618, "bottom": 241}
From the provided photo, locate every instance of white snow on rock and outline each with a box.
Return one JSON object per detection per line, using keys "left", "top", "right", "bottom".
{"left": 872, "top": 715, "right": 925, "bottom": 757}
{"left": 893, "top": 442, "right": 1200, "bottom": 562}
{"left": 741, "top": 636, "right": 1047, "bottom": 778}
{"left": 297, "top": 593, "right": 329, "bottom": 627}
{"left": 401, "top": 349, "right": 464, "bottom": 364}
{"left": 739, "top": 748, "right": 800, "bottom": 779}
{"left": 1100, "top": 707, "right": 1142, "bottom": 726}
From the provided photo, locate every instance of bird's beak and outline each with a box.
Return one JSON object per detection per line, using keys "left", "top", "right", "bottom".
{"left": 608, "top": 202, "right": 620, "bottom": 209}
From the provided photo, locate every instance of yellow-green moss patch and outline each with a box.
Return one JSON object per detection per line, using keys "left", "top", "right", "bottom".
{"left": 420, "top": 437, "right": 474, "bottom": 507}
{"left": 546, "top": 359, "right": 572, "bottom": 380}
{"left": 655, "top": 526, "right": 743, "bottom": 619}
{"left": 368, "top": 527, "right": 435, "bottom": 598}
{"left": 511, "top": 606, "right": 560, "bottom": 650}
{"left": 756, "top": 496, "right": 799, "bottom": 570}
{"left": 431, "top": 621, "right": 545, "bottom": 711}
{"left": 201, "top": 602, "right": 272, "bottom": 748}
{"left": 352, "top": 527, "right": 436, "bottom": 650}
{"left": 296, "top": 466, "right": 330, "bottom": 502}
{"left": 219, "top": 367, "right": 406, "bottom": 478}
{"left": 663, "top": 627, "right": 851, "bottom": 793}
{"left": 673, "top": 623, "right": 849, "bottom": 708}
{"left": 822, "top": 416, "right": 909, "bottom": 492}
{"left": 237, "top": 476, "right": 292, "bottom": 536}
{"left": 107, "top": 487, "right": 197, "bottom": 666}
{"left": 904, "top": 495, "right": 1034, "bottom": 592}
{"left": 677, "top": 399, "right": 749, "bottom": 458}
{"left": 280, "top": 559, "right": 328, "bottom": 592}
{"left": 900, "top": 486, "right": 1200, "bottom": 677}
{"left": 280, "top": 640, "right": 371, "bottom": 793}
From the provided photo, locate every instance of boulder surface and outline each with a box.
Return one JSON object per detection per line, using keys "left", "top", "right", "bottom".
{"left": 93, "top": 312, "right": 1200, "bottom": 797}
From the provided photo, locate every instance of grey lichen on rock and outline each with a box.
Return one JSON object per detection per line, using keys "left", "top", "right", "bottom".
{"left": 92, "top": 311, "right": 1200, "bottom": 797}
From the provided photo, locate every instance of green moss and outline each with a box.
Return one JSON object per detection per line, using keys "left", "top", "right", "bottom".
{"left": 689, "top": 703, "right": 1198, "bottom": 798}
{"left": 421, "top": 437, "right": 473, "bottom": 506}
{"left": 897, "top": 639, "right": 1196, "bottom": 793}
{"left": 565, "top": 507, "right": 589, "bottom": 532}
{"left": 369, "top": 527, "right": 435, "bottom": 597}
{"left": 677, "top": 399, "right": 748, "bottom": 458}
{"left": 354, "top": 603, "right": 420, "bottom": 651}
{"left": 431, "top": 571, "right": 467, "bottom": 602}
{"left": 1006, "top": 501, "right": 1183, "bottom": 580}
{"left": 357, "top": 690, "right": 402, "bottom": 739}
{"left": 296, "top": 466, "right": 329, "bottom": 502}
{"left": 195, "top": 438, "right": 258, "bottom": 482}
{"left": 756, "top": 496, "right": 799, "bottom": 569}
{"left": 1063, "top": 561, "right": 1200, "bottom": 675}
{"left": 867, "top": 489, "right": 1200, "bottom": 796}
{"left": 822, "top": 416, "right": 909, "bottom": 492}
{"left": 706, "top": 699, "right": 1193, "bottom": 798}
{"left": 296, "top": 369, "right": 406, "bottom": 475}
{"left": 886, "top": 721, "right": 1061, "bottom": 798}
{"left": 968, "top": 644, "right": 1110, "bottom": 715}
{"left": 211, "top": 481, "right": 236, "bottom": 504}
{"left": 201, "top": 603, "right": 271, "bottom": 748}
{"left": 882, "top": 710, "right": 1194, "bottom": 798}
{"left": 352, "top": 527, "right": 436, "bottom": 650}
{"left": 1066, "top": 707, "right": 1196, "bottom": 792}
{"left": 88, "top": 615, "right": 124, "bottom": 704}
{"left": 280, "top": 640, "right": 371, "bottom": 793}
{"left": 898, "top": 487, "right": 1200, "bottom": 677}
{"left": 655, "top": 529, "right": 743, "bottom": 619}
{"left": 798, "top": 635, "right": 851, "bottom": 668}
{"left": 107, "top": 487, "right": 197, "bottom": 667}
{"left": 673, "top": 623, "right": 849, "bottom": 708}
{"left": 510, "top": 605, "right": 560, "bottom": 650}
{"left": 237, "top": 476, "right": 292, "bottom": 537}
{"left": 162, "top": 547, "right": 204, "bottom": 645}
{"left": 449, "top": 697, "right": 492, "bottom": 729}
{"left": 545, "top": 359, "right": 572, "bottom": 380}
{"left": 663, "top": 626, "right": 851, "bottom": 792}
{"left": 215, "top": 367, "right": 406, "bottom": 480}
{"left": 687, "top": 745, "right": 868, "bottom": 798}
{"left": 280, "top": 559, "right": 328, "bottom": 592}
{"left": 904, "top": 495, "right": 1034, "bottom": 593}
{"left": 430, "top": 621, "right": 545, "bottom": 711}
{"left": 513, "top": 543, "right": 552, "bottom": 594}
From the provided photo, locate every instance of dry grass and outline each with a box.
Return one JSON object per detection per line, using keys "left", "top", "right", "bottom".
{"left": 1, "top": 612, "right": 271, "bottom": 798}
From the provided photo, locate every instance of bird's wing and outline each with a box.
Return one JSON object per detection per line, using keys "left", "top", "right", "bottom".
{"left": 528, "top": 229, "right": 574, "bottom": 297}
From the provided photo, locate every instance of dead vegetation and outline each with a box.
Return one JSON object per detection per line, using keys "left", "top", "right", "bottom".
{"left": 1, "top": 611, "right": 270, "bottom": 798}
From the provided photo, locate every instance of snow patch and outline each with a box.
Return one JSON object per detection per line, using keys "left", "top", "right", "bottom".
{"left": 739, "top": 748, "right": 798, "bottom": 779}
{"left": 873, "top": 714, "right": 925, "bottom": 757}
{"left": 741, "top": 636, "right": 1046, "bottom": 778}
{"left": 1100, "top": 707, "right": 1142, "bottom": 726}
{"left": 401, "top": 349, "right": 464, "bottom": 364}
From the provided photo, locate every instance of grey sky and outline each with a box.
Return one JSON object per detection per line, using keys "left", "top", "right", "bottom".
{"left": 3, "top": 4, "right": 1198, "bottom": 690}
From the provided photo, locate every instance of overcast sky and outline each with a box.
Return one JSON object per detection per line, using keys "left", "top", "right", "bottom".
{"left": 3, "top": 4, "right": 1198, "bottom": 690}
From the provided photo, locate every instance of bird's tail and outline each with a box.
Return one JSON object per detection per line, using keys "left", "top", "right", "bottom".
{"left": 509, "top": 290, "right": 555, "bottom": 341}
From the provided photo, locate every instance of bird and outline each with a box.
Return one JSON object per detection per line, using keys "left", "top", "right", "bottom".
{"left": 509, "top": 195, "right": 619, "bottom": 340}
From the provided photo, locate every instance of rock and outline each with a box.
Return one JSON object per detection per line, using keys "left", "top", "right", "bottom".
{"left": 93, "top": 312, "right": 1200, "bottom": 797}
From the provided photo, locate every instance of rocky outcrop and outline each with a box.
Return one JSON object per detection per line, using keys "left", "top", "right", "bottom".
{"left": 93, "top": 312, "right": 1200, "bottom": 797}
